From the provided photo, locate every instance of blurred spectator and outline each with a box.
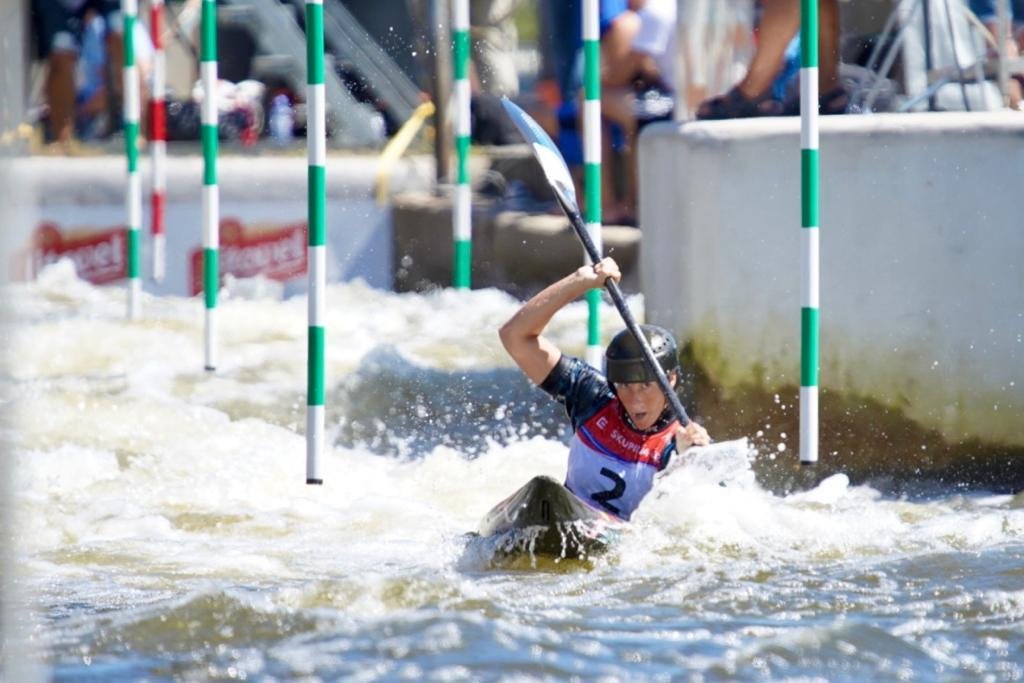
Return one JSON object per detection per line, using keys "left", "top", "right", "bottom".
{"left": 75, "top": 10, "right": 108, "bottom": 140}
{"left": 537, "top": 0, "right": 638, "bottom": 213}
{"left": 467, "top": 0, "right": 530, "bottom": 145}
{"left": 604, "top": 0, "right": 675, "bottom": 93}
{"left": 538, "top": 1, "right": 673, "bottom": 222}
{"left": 470, "top": 0, "right": 525, "bottom": 97}
{"left": 75, "top": 8, "right": 153, "bottom": 141}
{"left": 31, "top": 0, "right": 127, "bottom": 146}
{"left": 601, "top": 0, "right": 676, "bottom": 224}
{"left": 696, "top": 0, "right": 845, "bottom": 119}
{"left": 543, "top": 0, "right": 582, "bottom": 104}
{"left": 599, "top": 1, "right": 643, "bottom": 87}
{"left": 971, "top": 0, "right": 1024, "bottom": 47}
{"left": 970, "top": 0, "right": 1024, "bottom": 108}
{"left": 542, "top": 0, "right": 642, "bottom": 105}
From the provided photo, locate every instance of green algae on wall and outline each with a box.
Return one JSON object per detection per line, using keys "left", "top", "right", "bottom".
{"left": 679, "top": 335, "right": 1024, "bottom": 495}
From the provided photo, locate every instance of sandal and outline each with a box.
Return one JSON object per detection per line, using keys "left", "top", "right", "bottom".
{"left": 820, "top": 87, "right": 849, "bottom": 115}
{"left": 696, "top": 86, "right": 782, "bottom": 120}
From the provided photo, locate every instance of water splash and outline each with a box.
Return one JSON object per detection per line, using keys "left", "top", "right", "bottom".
{"left": 5, "top": 264, "right": 1024, "bottom": 680}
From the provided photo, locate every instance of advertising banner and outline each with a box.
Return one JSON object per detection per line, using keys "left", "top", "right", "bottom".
{"left": 187, "top": 218, "right": 308, "bottom": 295}
{"left": 14, "top": 222, "right": 127, "bottom": 284}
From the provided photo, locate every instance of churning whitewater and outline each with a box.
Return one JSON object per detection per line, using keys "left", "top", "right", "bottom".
{"left": 4, "top": 262, "right": 1023, "bottom": 680}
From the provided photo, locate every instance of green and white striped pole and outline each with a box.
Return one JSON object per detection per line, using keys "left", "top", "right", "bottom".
{"left": 800, "top": 0, "right": 819, "bottom": 465}
{"left": 306, "top": 0, "right": 326, "bottom": 485}
{"left": 123, "top": 0, "right": 141, "bottom": 319}
{"left": 201, "top": 0, "right": 218, "bottom": 371}
{"left": 582, "top": 0, "right": 603, "bottom": 367}
{"left": 452, "top": 0, "right": 471, "bottom": 289}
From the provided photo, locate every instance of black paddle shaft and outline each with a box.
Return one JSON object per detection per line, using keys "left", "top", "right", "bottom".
{"left": 554, "top": 193, "right": 691, "bottom": 427}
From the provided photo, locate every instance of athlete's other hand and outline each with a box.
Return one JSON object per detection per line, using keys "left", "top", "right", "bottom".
{"left": 675, "top": 421, "right": 710, "bottom": 450}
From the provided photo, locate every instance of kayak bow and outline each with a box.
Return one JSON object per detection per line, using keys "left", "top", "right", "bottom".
{"left": 477, "top": 475, "right": 623, "bottom": 560}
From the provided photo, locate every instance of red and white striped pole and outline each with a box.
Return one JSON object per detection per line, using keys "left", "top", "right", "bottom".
{"left": 149, "top": 0, "right": 166, "bottom": 282}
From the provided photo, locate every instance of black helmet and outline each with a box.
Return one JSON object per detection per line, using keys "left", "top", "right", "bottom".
{"left": 604, "top": 325, "right": 680, "bottom": 384}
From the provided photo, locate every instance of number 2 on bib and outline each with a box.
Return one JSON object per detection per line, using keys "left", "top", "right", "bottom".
{"left": 590, "top": 468, "right": 626, "bottom": 515}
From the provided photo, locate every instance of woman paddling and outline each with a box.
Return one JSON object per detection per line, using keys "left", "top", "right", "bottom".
{"left": 499, "top": 256, "right": 710, "bottom": 521}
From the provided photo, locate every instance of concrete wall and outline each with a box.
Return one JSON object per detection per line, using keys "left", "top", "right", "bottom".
{"left": 638, "top": 112, "right": 1023, "bottom": 485}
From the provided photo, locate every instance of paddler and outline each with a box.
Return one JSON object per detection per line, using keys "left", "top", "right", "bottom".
{"left": 499, "top": 257, "right": 710, "bottom": 521}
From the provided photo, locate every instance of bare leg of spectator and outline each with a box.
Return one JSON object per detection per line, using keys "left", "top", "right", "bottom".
{"left": 602, "top": 10, "right": 642, "bottom": 87}
{"left": 737, "top": 0, "right": 838, "bottom": 98}
{"left": 818, "top": 0, "right": 840, "bottom": 95}
{"left": 982, "top": 20, "right": 1024, "bottom": 109}
{"left": 697, "top": 0, "right": 841, "bottom": 118}
{"left": 593, "top": 11, "right": 641, "bottom": 223}
{"left": 104, "top": 28, "right": 152, "bottom": 139}
{"left": 45, "top": 50, "right": 77, "bottom": 145}
{"left": 735, "top": 0, "right": 800, "bottom": 100}
{"left": 106, "top": 30, "right": 124, "bottom": 135}
{"left": 601, "top": 86, "right": 638, "bottom": 223}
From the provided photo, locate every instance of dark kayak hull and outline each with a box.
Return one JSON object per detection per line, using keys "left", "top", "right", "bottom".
{"left": 477, "top": 475, "right": 622, "bottom": 559}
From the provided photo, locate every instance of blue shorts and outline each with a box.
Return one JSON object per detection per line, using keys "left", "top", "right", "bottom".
{"left": 31, "top": 0, "right": 121, "bottom": 58}
{"left": 969, "top": 0, "right": 1023, "bottom": 24}
{"left": 600, "top": 0, "right": 629, "bottom": 36}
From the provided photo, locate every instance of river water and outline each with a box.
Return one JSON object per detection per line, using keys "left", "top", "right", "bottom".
{"left": 4, "top": 262, "right": 1023, "bottom": 681}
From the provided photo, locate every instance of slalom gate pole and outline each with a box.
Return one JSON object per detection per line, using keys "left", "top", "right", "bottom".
{"left": 201, "top": 0, "right": 218, "bottom": 371}
{"left": 799, "top": 0, "right": 820, "bottom": 465}
{"left": 452, "top": 0, "right": 471, "bottom": 289}
{"left": 123, "top": 0, "right": 141, "bottom": 319}
{"left": 582, "top": 0, "right": 603, "bottom": 368}
{"left": 306, "top": 0, "right": 326, "bottom": 485}
{"left": 150, "top": 0, "right": 167, "bottom": 283}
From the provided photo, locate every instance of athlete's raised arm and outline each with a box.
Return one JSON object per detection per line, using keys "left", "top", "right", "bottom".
{"left": 499, "top": 258, "right": 621, "bottom": 385}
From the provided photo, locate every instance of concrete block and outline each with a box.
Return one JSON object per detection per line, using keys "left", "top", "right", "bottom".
{"left": 485, "top": 145, "right": 557, "bottom": 202}
{"left": 638, "top": 111, "right": 1024, "bottom": 489}
{"left": 392, "top": 190, "right": 642, "bottom": 297}
{"left": 391, "top": 190, "right": 501, "bottom": 292}
{"left": 493, "top": 212, "right": 640, "bottom": 297}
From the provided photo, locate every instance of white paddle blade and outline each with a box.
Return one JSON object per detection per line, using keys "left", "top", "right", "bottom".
{"left": 657, "top": 438, "right": 756, "bottom": 488}
{"left": 500, "top": 97, "right": 579, "bottom": 214}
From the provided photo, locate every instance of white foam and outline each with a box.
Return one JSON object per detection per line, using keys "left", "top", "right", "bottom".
{"left": 5, "top": 267, "right": 1024, "bottom": 619}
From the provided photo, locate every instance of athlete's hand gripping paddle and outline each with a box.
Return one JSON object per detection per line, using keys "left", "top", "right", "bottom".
{"left": 500, "top": 97, "right": 691, "bottom": 427}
